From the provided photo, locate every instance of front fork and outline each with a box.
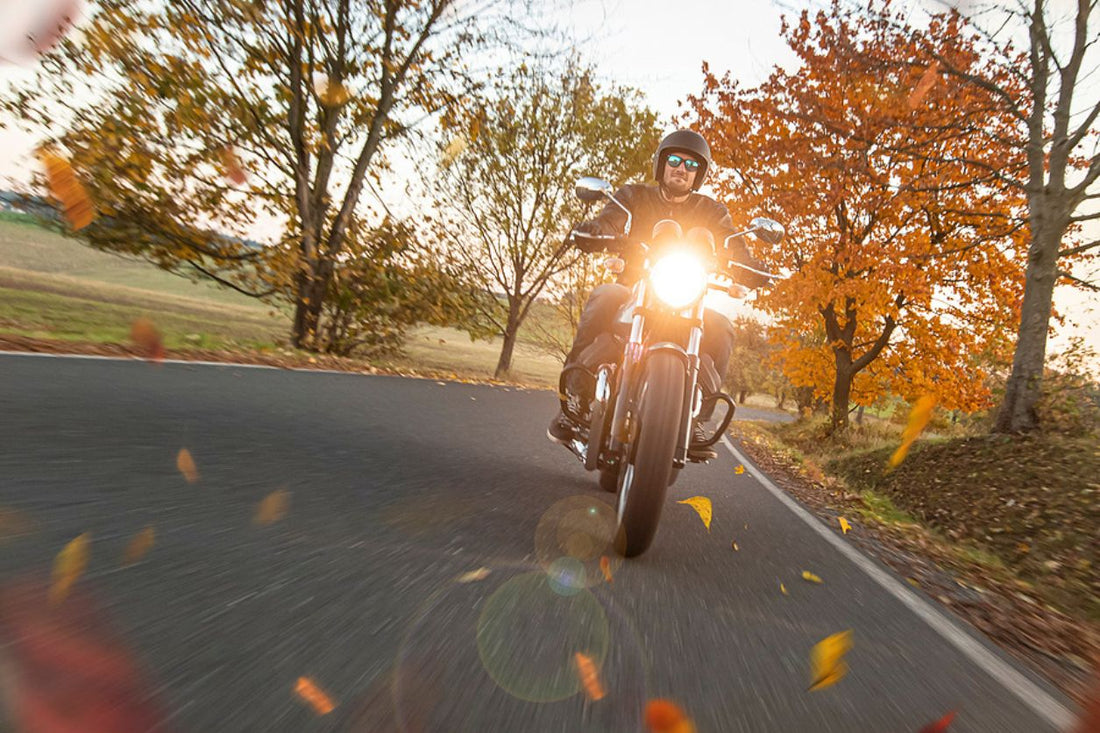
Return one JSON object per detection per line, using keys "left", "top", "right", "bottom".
{"left": 674, "top": 304, "right": 704, "bottom": 469}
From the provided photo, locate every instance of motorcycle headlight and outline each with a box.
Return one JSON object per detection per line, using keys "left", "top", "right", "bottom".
{"left": 650, "top": 250, "right": 708, "bottom": 309}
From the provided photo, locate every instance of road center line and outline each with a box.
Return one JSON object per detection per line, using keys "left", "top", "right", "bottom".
{"left": 720, "top": 435, "right": 1075, "bottom": 731}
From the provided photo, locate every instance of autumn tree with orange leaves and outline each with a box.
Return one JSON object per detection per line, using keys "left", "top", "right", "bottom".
{"left": 688, "top": 3, "right": 1029, "bottom": 430}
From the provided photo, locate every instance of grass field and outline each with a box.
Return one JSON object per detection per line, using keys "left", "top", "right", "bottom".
{"left": 0, "top": 216, "right": 568, "bottom": 384}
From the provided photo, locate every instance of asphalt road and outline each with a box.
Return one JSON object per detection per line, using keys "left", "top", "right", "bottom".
{"left": 0, "top": 354, "right": 1076, "bottom": 732}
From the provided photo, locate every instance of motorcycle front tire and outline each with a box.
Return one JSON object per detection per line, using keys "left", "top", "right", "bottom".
{"left": 614, "top": 351, "right": 685, "bottom": 557}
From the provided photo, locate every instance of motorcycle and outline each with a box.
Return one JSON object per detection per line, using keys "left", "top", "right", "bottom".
{"left": 559, "top": 176, "right": 785, "bottom": 557}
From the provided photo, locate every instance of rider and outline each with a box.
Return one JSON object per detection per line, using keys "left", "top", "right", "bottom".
{"left": 547, "top": 129, "right": 771, "bottom": 461}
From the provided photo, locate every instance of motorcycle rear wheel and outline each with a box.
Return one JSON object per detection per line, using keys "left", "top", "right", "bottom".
{"left": 614, "top": 351, "right": 685, "bottom": 557}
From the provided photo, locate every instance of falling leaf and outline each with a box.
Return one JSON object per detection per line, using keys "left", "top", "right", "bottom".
{"left": 907, "top": 60, "right": 941, "bottom": 110}
{"left": 599, "top": 555, "right": 613, "bottom": 584}
{"left": 574, "top": 652, "right": 605, "bottom": 701}
{"left": 917, "top": 710, "right": 956, "bottom": 732}
{"left": 809, "top": 630, "right": 853, "bottom": 691}
{"left": 294, "top": 676, "right": 335, "bottom": 715}
{"left": 441, "top": 135, "right": 468, "bottom": 167}
{"left": 122, "top": 526, "right": 154, "bottom": 565}
{"left": 456, "top": 567, "right": 491, "bottom": 583}
{"left": 802, "top": 570, "right": 823, "bottom": 584}
{"left": 176, "top": 449, "right": 199, "bottom": 484}
{"left": 644, "top": 698, "right": 696, "bottom": 733}
{"left": 676, "top": 497, "right": 712, "bottom": 532}
{"left": 313, "top": 73, "right": 351, "bottom": 106}
{"left": 130, "top": 317, "right": 164, "bottom": 361}
{"left": 50, "top": 533, "right": 90, "bottom": 603}
{"left": 839, "top": 517, "right": 851, "bottom": 534}
{"left": 254, "top": 490, "right": 290, "bottom": 526}
{"left": 907, "top": 577, "right": 920, "bottom": 587}
{"left": 36, "top": 146, "right": 95, "bottom": 230}
{"left": 220, "top": 146, "right": 247, "bottom": 185}
{"left": 889, "top": 395, "right": 937, "bottom": 468}
{"left": 734, "top": 464, "right": 745, "bottom": 475}
{"left": 731, "top": 541, "right": 739, "bottom": 552}
{"left": 780, "top": 582, "right": 788, "bottom": 596}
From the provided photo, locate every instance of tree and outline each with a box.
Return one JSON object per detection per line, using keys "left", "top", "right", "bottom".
{"left": 4, "top": 0, "right": 540, "bottom": 349}
{"left": 687, "top": 3, "right": 1028, "bottom": 431}
{"left": 864, "top": 0, "right": 1100, "bottom": 433}
{"left": 433, "top": 60, "right": 660, "bottom": 378}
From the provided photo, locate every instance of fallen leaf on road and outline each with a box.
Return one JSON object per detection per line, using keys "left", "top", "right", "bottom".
{"left": 37, "top": 146, "right": 95, "bottom": 230}
{"left": 839, "top": 517, "right": 851, "bottom": 534}
{"left": 645, "top": 699, "right": 696, "bottom": 733}
{"left": 456, "top": 567, "right": 491, "bottom": 583}
{"left": 254, "top": 490, "right": 290, "bottom": 526}
{"left": 731, "top": 541, "right": 739, "bottom": 552}
{"left": 176, "top": 449, "right": 199, "bottom": 483}
{"left": 734, "top": 464, "right": 745, "bottom": 475}
{"left": 809, "top": 630, "right": 853, "bottom": 691}
{"left": 574, "top": 652, "right": 605, "bottom": 701}
{"left": 600, "top": 555, "right": 613, "bottom": 584}
{"left": 889, "top": 395, "right": 936, "bottom": 468}
{"left": 295, "top": 676, "right": 335, "bottom": 715}
{"left": 51, "top": 532, "right": 90, "bottom": 603}
{"left": 917, "top": 710, "right": 956, "bottom": 732}
{"left": 802, "top": 571, "right": 823, "bottom": 584}
{"left": 123, "top": 526, "right": 154, "bottom": 565}
{"left": 780, "top": 582, "right": 788, "bottom": 596}
{"left": 676, "top": 497, "right": 712, "bottom": 531}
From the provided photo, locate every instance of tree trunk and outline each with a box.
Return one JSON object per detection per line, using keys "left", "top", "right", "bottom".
{"left": 855, "top": 404, "right": 865, "bottom": 425}
{"left": 831, "top": 349, "right": 854, "bottom": 432}
{"left": 994, "top": 224, "right": 1061, "bottom": 433}
{"left": 495, "top": 326, "right": 519, "bottom": 379}
{"left": 738, "top": 389, "right": 747, "bottom": 404}
{"left": 291, "top": 265, "right": 331, "bottom": 350}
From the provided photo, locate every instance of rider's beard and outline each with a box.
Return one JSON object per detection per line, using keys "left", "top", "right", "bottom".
{"left": 662, "top": 175, "right": 692, "bottom": 199}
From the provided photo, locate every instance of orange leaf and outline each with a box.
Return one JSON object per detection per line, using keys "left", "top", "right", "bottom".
{"left": 176, "top": 449, "right": 199, "bottom": 484}
{"left": 130, "top": 318, "right": 164, "bottom": 361}
{"left": 122, "top": 526, "right": 154, "bottom": 565}
{"left": 600, "top": 555, "right": 613, "bottom": 584}
{"left": 254, "top": 490, "right": 290, "bottom": 526}
{"left": 574, "top": 652, "right": 605, "bottom": 701}
{"left": 294, "top": 676, "right": 335, "bottom": 715}
{"left": 917, "top": 710, "right": 956, "bottom": 732}
{"left": 220, "top": 146, "right": 247, "bottom": 185}
{"left": 37, "top": 146, "right": 95, "bottom": 230}
{"left": 889, "top": 395, "right": 936, "bottom": 468}
{"left": 907, "top": 61, "right": 941, "bottom": 110}
{"left": 734, "top": 464, "right": 745, "bottom": 475}
{"left": 645, "top": 699, "right": 696, "bottom": 733}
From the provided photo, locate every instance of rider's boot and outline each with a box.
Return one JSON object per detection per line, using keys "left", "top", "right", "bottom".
{"left": 687, "top": 421, "right": 718, "bottom": 461}
{"left": 547, "top": 410, "right": 578, "bottom": 445}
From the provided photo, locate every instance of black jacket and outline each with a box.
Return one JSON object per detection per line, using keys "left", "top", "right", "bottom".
{"left": 575, "top": 183, "right": 770, "bottom": 288}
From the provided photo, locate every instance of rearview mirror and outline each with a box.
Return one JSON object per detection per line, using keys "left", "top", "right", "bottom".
{"left": 575, "top": 176, "right": 613, "bottom": 203}
{"left": 750, "top": 217, "right": 785, "bottom": 245}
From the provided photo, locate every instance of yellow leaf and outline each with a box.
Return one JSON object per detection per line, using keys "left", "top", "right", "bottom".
{"left": 889, "top": 395, "right": 936, "bottom": 468}
{"left": 780, "top": 582, "right": 788, "bottom": 595}
{"left": 456, "top": 567, "right": 491, "bottom": 583}
{"left": 255, "top": 490, "right": 290, "bottom": 526}
{"left": 802, "top": 570, "right": 823, "bottom": 584}
{"left": 676, "top": 497, "right": 712, "bottom": 531}
{"left": 441, "top": 135, "right": 468, "bottom": 167}
{"left": 51, "top": 532, "right": 90, "bottom": 603}
{"left": 809, "top": 630, "right": 853, "bottom": 691}
{"left": 294, "top": 676, "right": 335, "bottom": 715}
{"left": 734, "top": 464, "right": 745, "bottom": 475}
{"left": 123, "top": 526, "right": 155, "bottom": 565}
{"left": 731, "top": 541, "right": 739, "bottom": 551}
{"left": 839, "top": 517, "right": 851, "bottom": 534}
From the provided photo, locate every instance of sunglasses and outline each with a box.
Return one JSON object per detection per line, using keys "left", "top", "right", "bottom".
{"left": 666, "top": 154, "right": 700, "bottom": 171}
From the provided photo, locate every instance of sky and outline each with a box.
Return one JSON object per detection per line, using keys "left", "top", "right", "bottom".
{"left": 0, "top": 0, "right": 1096, "bottom": 366}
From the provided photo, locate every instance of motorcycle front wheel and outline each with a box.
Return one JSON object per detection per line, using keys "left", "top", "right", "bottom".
{"left": 614, "top": 351, "right": 685, "bottom": 557}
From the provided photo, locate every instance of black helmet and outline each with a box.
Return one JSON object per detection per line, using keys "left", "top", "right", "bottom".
{"left": 653, "top": 129, "right": 712, "bottom": 191}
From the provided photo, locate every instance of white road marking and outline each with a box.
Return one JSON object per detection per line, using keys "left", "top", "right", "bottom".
{"left": 721, "top": 435, "right": 1076, "bottom": 731}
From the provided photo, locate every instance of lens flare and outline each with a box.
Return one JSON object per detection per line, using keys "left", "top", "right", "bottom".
{"left": 476, "top": 572, "right": 610, "bottom": 703}
{"left": 650, "top": 251, "right": 707, "bottom": 309}
{"left": 535, "top": 496, "right": 621, "bottom": 588}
